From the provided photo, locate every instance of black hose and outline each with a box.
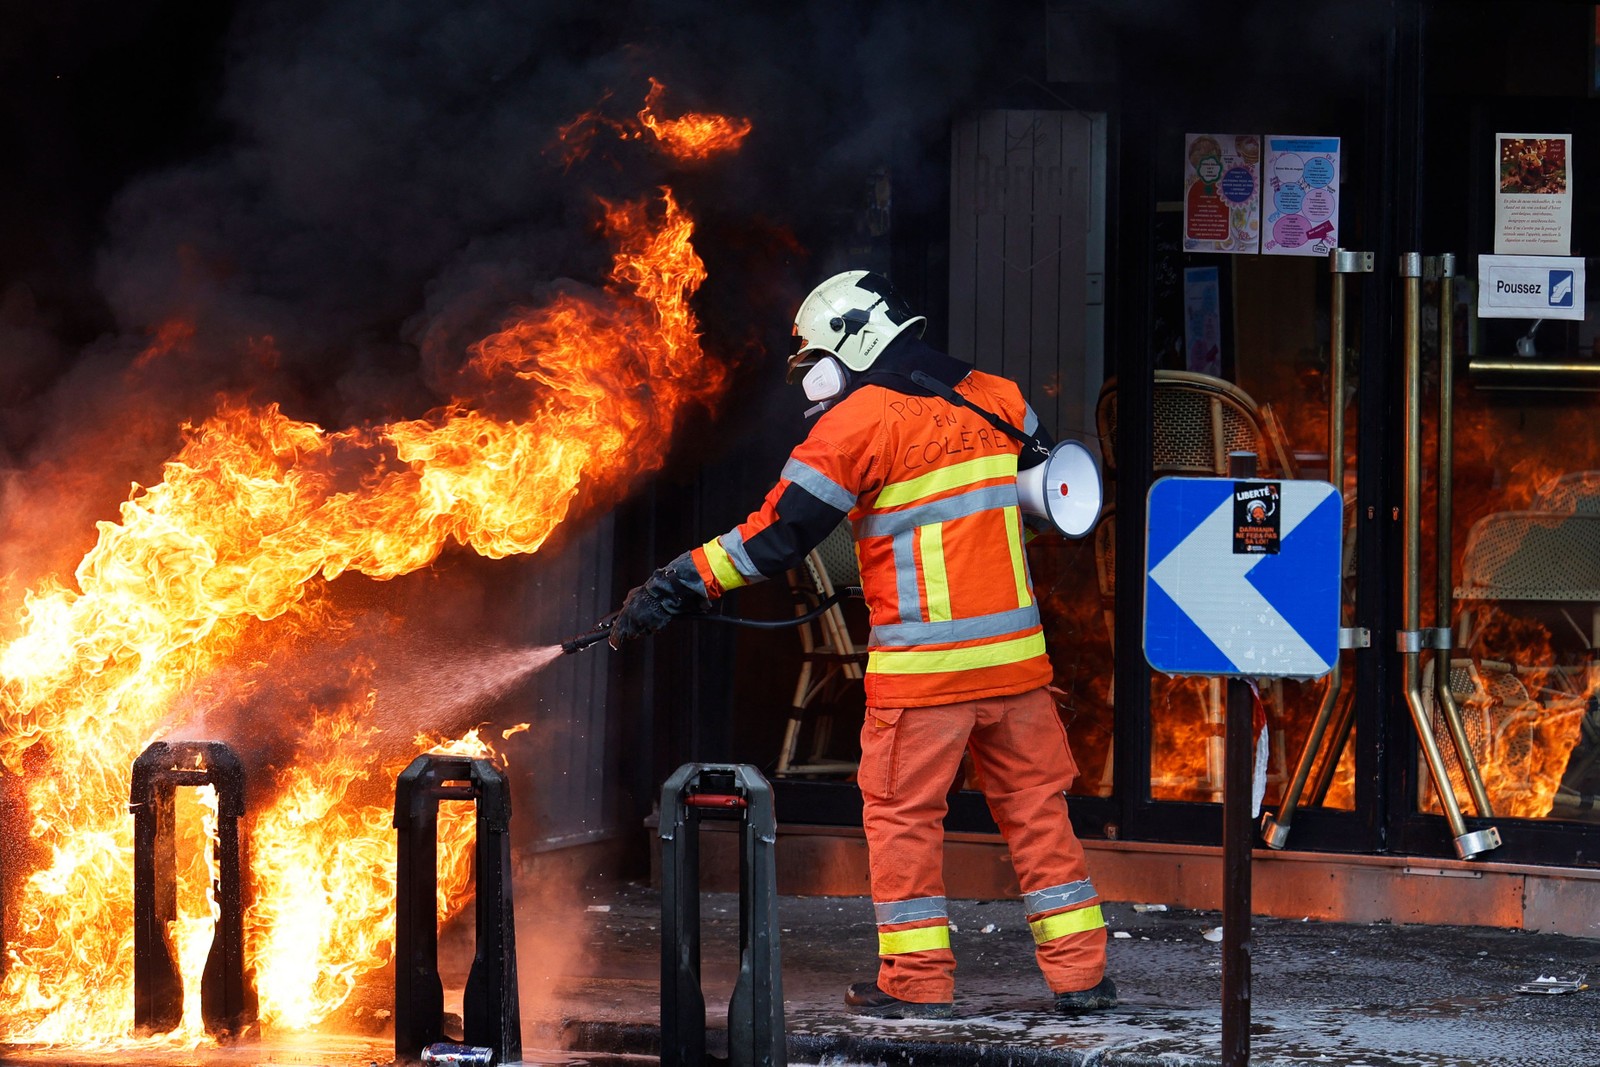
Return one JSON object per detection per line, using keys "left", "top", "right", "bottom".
{"left": 559, "top": 589, "right": 861, "bottom": 653}
{"left": 687, "top": 589, "right": 857, "bottom": 628}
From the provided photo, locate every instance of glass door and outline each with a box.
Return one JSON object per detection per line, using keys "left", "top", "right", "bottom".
{"left": 1103, "top": 8, "right": 1398, "bottom": 854}
{"left": 1393, "top": 0, "right": 1600, "bottom": 864}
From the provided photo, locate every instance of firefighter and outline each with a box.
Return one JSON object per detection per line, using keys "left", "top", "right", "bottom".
{"left": 611, "top": 270, "right": 1115, "bottom": 1019}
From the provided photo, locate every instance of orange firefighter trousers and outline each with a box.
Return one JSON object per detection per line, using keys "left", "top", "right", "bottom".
{"left": 856, "top": 686, "right": 1107, "bottom": 1003}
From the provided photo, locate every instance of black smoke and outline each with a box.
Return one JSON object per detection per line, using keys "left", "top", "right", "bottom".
{"left": 0, "top": 0, "right": 1047, "bottom": 593}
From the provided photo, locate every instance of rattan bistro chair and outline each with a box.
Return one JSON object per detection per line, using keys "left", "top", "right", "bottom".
{"left": 1425, "top": 472, "right": 1600, "bottom": 813}
{"left": 1096, "top": 370, "right": 1298, "bottom": 480}
{"left": 1092, "top": 370, "right": 1299, "bottom": 652}
{"left": 1094, "top": 371, "right": 1297, "bottom": 799}
{"left": 775, "top": 522, "right": 867, "bottom": 777}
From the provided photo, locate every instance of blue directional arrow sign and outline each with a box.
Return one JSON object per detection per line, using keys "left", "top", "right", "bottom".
{"left": 1144, "top": 477, "right": 1342, "bottom": 679}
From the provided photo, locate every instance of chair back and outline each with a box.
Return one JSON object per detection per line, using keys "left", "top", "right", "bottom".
{"left": 807, "top": 520, "right": 861, "bottom": 590}
{"left": 1096, "top": 370, "right": 1296, "bottom": 478}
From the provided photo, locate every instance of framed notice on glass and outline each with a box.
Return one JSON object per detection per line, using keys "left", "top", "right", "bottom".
{"left": 1495, "top": 133, "right": 1572, "bottom": 255}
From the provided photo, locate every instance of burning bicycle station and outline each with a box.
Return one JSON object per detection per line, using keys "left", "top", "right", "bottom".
{"left": 8, "top": 3, "right": 1600, "bottom": 1067}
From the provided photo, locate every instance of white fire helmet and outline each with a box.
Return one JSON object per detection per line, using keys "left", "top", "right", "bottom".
{"left": 785, "top": 270, "right": 927, "bottom": 389}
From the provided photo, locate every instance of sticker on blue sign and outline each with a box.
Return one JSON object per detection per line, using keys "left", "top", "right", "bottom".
{"left": 1232, "top": 481, "right": 1280, "bottom": 555}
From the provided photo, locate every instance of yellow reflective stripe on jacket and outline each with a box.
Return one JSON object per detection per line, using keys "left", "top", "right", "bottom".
{"left": 878, "top": 925, "right": 952, "bottom": 955}
{"left": 1001, "top": 505, "right": 1031, "bottom": 608}
{"left": 868, "top": 631, "right": 1047, "bottom": 676}
{"left": 1028, "top": 904, "right": 1106, "bottom": 945}
{"left": 919, "top": 524, "right": 951, "bottom": 621}
{"left": 700, "top": 538, "right": 748, "bottom": 592}
{"left": 874, "top": 453, "right": 1018, "bottom": 509}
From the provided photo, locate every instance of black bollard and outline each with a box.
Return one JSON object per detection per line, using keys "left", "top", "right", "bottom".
{"left": 393, "top": 753, "right": 521, "bottom": 1066}
{"left": 129, "top": 740, "right": 256, "bottom": 1039}
{"left": 659, "top": 763, "right": 785, "bottom": 1067}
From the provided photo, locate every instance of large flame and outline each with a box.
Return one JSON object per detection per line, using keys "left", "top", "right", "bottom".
{"left": 0, "top": 163, "right": 730, "bottom": 1043}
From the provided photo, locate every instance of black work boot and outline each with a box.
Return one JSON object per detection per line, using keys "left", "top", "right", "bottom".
{"left": 1054, "top": 975, "right": 1118, "bottom": 1015}
{"left": 845, "top": 981, "right": 955, "bottom": 1019}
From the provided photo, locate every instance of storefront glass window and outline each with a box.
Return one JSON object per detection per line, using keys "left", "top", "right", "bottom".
{"left": 1142, "top": 240, "right": 1360, "bottom": 810}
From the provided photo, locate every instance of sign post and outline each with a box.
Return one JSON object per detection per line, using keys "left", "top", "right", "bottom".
{"left": 1145, "top": 465, "right": 1342, "bottom": 1067}
{"left": 1222, "top": 451, "right": 1257, "bottom": 1067}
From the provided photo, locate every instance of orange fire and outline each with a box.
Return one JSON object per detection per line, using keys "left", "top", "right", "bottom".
{"left": 560, "top": 78, "right": 751, "bottom": 166}
{"left": 637, "top": 77, "right": 753, "bottom": 160}
{"left": 1415, "top": 395, "right": 1599, "bottom": 821}
{"left": 0, "top": 161, "right": 732, "bottom": 1043}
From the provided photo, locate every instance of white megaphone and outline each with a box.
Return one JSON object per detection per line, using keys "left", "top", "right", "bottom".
{"left": 1017, "top": 440, "right": 1102, "bottom": 538}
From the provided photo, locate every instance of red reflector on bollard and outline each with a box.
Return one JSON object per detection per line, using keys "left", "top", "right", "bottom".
{"left": 684, "top": 793, "right": 747, "bottom": 808}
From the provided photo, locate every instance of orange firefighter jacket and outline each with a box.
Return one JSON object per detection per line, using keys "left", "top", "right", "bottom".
{"left": 690, "top": 349, "right": 1052, "bottom": 708}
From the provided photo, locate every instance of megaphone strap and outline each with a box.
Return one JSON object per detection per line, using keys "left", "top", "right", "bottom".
{"left": 905, "top": 370, "right": 1049, "bottom": 461}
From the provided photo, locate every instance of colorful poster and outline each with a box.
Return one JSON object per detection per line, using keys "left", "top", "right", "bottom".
{"left": 1262, "top": 135, "right": 1340, "bottom": 257}
{"left": 1494, "top": 133, "right": 1572, "bottom": 256}
{"left": 1183, "top": 266, "right": 1222, "bottom": 376}
{"left": 1183, "top": 134, "right": 1260, "bottom": 254}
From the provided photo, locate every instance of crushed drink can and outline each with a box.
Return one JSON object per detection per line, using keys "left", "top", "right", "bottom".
{"left": 421, "top": 1042, "right": 495, "bottom": 1066}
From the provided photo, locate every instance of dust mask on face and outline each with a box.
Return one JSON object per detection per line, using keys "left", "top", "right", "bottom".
{"left": 801, "top": 355, "right": 848, "bottom": 403}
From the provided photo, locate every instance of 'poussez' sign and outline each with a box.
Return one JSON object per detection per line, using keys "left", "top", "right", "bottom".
{"left": 1478, "top": 254, "right": 1586, "bottom": 320}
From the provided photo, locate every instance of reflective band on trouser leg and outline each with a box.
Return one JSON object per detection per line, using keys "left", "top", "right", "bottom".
{"left": 878, "top": 924, "right": 953, "bottom": 955}
{"left": 1022, "top": 879, "right": 1098, "bottom": 915}
{"left": 874, "top": 896, "right": 948, "bottom": 925}
{"left": 1029, "top": 904, "right": 1106, "bottom": 944}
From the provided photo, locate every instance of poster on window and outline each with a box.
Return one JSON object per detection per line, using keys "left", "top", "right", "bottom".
{"left": 1495, "top": 133, "right": 1573, "bottom": 256}
{"left": 1262, "top": 136, "right": 1339, "bottom": 256}
{"left": 1183, "top": 134, "right": 1260, "bottom": 254}
{"left": 1183, "top": 266, "right": 1223, "bottom": 376}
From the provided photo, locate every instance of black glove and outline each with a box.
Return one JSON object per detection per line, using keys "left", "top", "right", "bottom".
{"left": 609, "top": 552, "right": 710, "bottom": 647}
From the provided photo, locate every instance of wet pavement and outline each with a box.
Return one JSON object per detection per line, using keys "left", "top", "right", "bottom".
{"left": 3, "top": 881, "right": 1596, "bottom": 1067}
{"left": 530, "top": 882, "right": 1600, "bottom": 1067}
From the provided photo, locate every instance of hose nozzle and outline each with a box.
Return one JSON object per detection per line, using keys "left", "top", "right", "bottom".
{"left": 560, "top": 616, "right": 616, "bottom": 655}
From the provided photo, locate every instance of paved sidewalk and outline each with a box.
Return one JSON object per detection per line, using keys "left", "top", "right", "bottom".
{"left": 528, "top": 882, "right": 1600, "bottom": 1067}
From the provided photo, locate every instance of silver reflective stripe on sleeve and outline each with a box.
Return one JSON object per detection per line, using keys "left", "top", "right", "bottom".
{"left": 856, "top": 485, "right": 1016, "bottom": 539}
{"left": 870, "top": 605, "right": 1041, "bottom": 647}
{"left": 718, "top": 530, "right": 762, "bottom": 582}
{"left": 781, "top": 458, "right": 856, "bottom": 513}
{"left": 1023, "top": 879, "right": 1098, "bottom": 916}
{"left": 873, "top": 896, "right": 949, "bottom": 925}
{"left": 1022, "top": 404, "right": 1040, "bottom": 438}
